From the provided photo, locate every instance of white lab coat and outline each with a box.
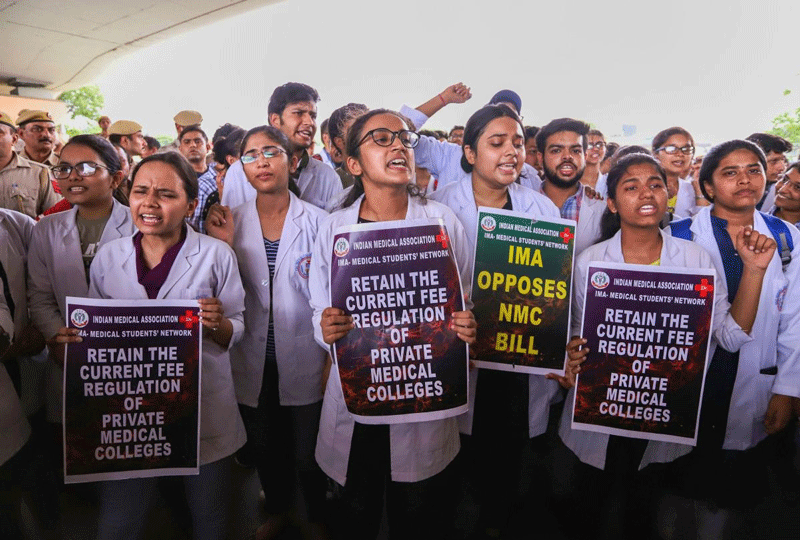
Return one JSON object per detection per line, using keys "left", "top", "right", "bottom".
{"left": 88, "top": 227, "right": 247, "bottom": 465}
{"left": 559, "top": 229, "right": 752, "bottom": 470}
{"left": 229, "top": 193, "right": 327, "bottom": 407}
{"left": 309, "top": 194, "right": 471, "bottom": 485}
{"left": 674, "top": 178, "right": 697, "bottom": 218}
{"left": 430, "top": 179, "right": 563, "bottom": 436}
{"left": 571, "top": 185, "right": 606, "bottom": 256}
{"left": 0, "top": 209, "right": 33, "bottom": 465}
{"left": 28, "top": 200, "right": 135, "bottom": 341}
{"left": 222, "top": 156, "right": 343, "bottom": 211}
{"left": 672, "top": 207, "right": 800, "bottom": 450}
{"left": 27, "top": 200, "right": 134, "bottom": 421}
{"left": 0, "top": 209, "right": 34, "bottom": 338}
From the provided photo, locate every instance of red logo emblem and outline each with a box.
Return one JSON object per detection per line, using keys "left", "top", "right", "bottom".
{"left": 436, "top": 230, "right": 450, "bottom": 249}
{"left": 694, "top": 279, "right": 714, "bottom": 298}
{"left": 559, "top": 227, "right": 574, "bottom": 244}
{"left": 179, "top": 310, "right": 199, "bottom": 328}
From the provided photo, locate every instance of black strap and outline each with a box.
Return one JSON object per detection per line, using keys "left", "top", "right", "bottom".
{"left": 0, "top": 260, "right": 15, "bottom": 320}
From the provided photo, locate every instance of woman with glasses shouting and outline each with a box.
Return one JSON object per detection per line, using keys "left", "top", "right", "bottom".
{"left": 652, "top": 127, "right": 702, "bottom": 218}
{"left": 205, "top": 126, "right": 329, "bottom": 539}
{"left": 29, "top": 134, "right": 135, "bottom": 426}
{"left": 309, "top": 109, "right": 476, "bottom": 539}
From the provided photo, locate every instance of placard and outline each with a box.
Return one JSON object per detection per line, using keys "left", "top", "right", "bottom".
{"left": 330, "top": 220, "right": 468, "bottom": 424}
{"left": 572, "top": 263, "right": 715, "bottom": 444}
{"left": 471, "top": 208, "right": 575, "bottom": 374}
{"left": 64, "top": 298, "right": 201, "bottom": 483}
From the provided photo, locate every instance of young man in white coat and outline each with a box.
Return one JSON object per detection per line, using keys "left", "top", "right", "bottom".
{"left": 221, "top": 82, "right": 343, "bottom": 211}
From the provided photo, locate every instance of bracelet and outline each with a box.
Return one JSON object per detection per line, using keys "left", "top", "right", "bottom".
{"left": 438, "top": 93, "right": 446, "bottom": 106}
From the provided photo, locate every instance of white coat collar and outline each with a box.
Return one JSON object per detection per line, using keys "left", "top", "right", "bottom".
{"left": 119, "top": 226, "right": 201, "bottom": 300}
{"left": 239, "top": 192, "right": 306, "bottom": 306}
{"left": 58, "top": 198, "right": 131, "bottom": 241}
{"left": 603, "top": 228, "right": 680, "bottom": 265}
{"left": 342, "top": 192, "right": 434, "bottom": 222}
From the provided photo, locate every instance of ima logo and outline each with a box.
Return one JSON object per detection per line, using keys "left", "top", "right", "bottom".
{"left": 296, "top": 253, "right": 312, "bottom": 280}
{"left": 333, "top": 237, "right": 349, "bottom": 257}
{"left": 480, "top": 216, "right": 496, "bottom": 232}
{"left": 70, "top": 309, "right": 89, "bottom": 328}
{"left": 590, "top": 271, "right": 610, "bottom": 290}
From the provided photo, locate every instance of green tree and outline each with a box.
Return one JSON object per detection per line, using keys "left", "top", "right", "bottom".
{"left": 769, "top": 107, "right": 800, "bottom": 147}
{"left": 768, "top": 88, "right": 800, "bottom": 148}
{"left": 57, "top": 85, "right": 105, "bottom": 137}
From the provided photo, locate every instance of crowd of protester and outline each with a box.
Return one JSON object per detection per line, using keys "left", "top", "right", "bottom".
{"left": 1, "top": 81, "right": 799, "bottom": 540}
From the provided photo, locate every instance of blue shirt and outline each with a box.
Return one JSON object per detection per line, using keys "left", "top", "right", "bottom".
{"left": 710, "top": 214, "right": 742, "bottom": 303}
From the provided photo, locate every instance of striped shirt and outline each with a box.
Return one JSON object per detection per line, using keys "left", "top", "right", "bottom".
{"left": 263, "top": 238, "right": 279, "bottom": 362}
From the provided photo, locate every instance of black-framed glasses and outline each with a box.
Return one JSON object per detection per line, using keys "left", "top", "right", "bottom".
{"left": 358, "top": 128, "right": 419, "bottom": 149}
{"left": 51, "top": 161, "right": 109, "bottom": 179}
{"left": 586, "top": 141, "right": 607, "bottom": 150}
{"left": 656, "top": 144, "right": 694, "bottom": 155}
{"left": 240, "top": 146, "right": 286, "bottom": 164}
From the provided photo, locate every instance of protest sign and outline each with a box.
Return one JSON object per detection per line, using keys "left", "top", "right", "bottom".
{"left": 572, "top": 262, "right": 715, "bottom": 445}
{"left": 64, "top": 298, "right": 201, "bottom": 483}
{"left": 471, "top": 207, "right": 575, "bottom": 375}
{"left": 330, "top": 219, "right": 468, "bottom": 424}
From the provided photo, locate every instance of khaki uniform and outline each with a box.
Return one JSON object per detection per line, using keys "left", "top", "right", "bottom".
{"left": 22, "top": 149, "right": 58, "bottom": 168}
{"left": 0, "top": 153, "right": 61, "bottom": 218}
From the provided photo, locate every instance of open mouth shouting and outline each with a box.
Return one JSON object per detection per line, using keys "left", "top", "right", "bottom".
{"left": 558, "top": 162, "right": 576, "bottom": 177}
{"left": 388, "top": 157, "right": 409, "bottom": 171}
{"left": 637, "top": 203, "right": 658, "bottom": 216}
{"left": 139, "top": 213, "right": 162, "bottom": 226}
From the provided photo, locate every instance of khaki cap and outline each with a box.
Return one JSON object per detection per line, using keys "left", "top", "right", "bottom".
{"left": 16, "top": 109, "right": 54, "bottom": 126}
{"left": 108, "top": 120, "right": 143, "bottom": 136}
{"left": 0, "top": 112, "right": 15, "bottom": 129}
{"left": 174, "top": 110, "right": 203, "bottom": 126}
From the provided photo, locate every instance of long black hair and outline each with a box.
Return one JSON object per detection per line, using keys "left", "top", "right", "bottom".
{"left": 598, "top": 153, "right": 667, "bottom": 242}
{"left": 61, "top": 134, "right": 122, "bottom": 174}
{"left": 239, "top": 125, "right": 300, "bottom": 197}
{"left": 697, "top": 139, "right": 767, "bottom": 203}
{"left": 460, "top": 104, "right": 522, "bottom": 173}
{"left": 339, "top": 109, "right": 422, "bottom": 209}
{"left": 131, "top": 152, "right": 198, "bottom": 201}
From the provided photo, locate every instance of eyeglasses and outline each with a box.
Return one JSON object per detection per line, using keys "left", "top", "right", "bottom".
{"left": 656, "top": 145, "right": 694, "bottom": 155}
{"left": 358, "top": 128, "right": 420, "bottom": 149}
{"left": 586, "top": 141, "right": 606, "bottom": 150}
{"left": 51, "top": 162, "right": 109, "bottom": 179}
{"left": 240, "top": 147, "right": 286, "bottom": 164}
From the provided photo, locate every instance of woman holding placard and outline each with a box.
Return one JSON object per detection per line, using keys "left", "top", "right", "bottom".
{"left": 29, "top": 134, "right": 135, "bottom": 422}
{"left": 205, "top": 125, "right": 329, "bottom": 538}
{"left": 309, "top": 108, "right": 476, "bottom": 539}
{"left": 56, "top": 151, "right": 245, "bottom": 540}
{"left": 430, "top": 103, "right": 561, "bottom": 537}
{"left": 556, "top": 152, "right": 771, "bottom": 539}
{"left": 655, "top": 140, "right": 800, "bottom": 538}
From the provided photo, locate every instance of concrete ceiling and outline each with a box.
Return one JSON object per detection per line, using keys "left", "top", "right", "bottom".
{"left": 0, "top": 0, "right": 281, "bottom": 96}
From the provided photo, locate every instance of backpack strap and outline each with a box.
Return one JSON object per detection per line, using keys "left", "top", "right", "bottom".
{"left": 669, "top": 218, "right": 693, "bottom": 241}
{"left": 759, "top": 212, "right": 793, "bottom": 270}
